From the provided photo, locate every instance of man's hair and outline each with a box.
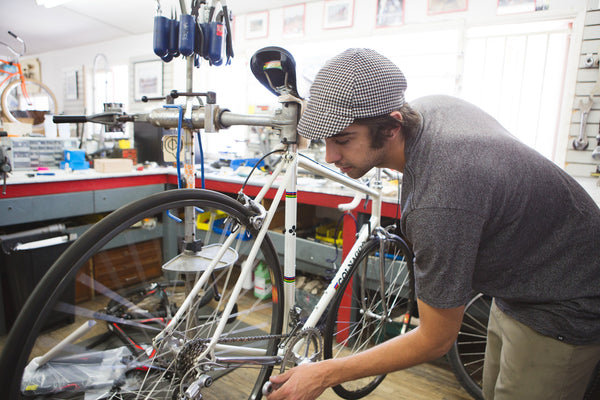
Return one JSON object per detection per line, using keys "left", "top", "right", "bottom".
{"left": 355, "top": 103, "right": 421, "bottom": 149}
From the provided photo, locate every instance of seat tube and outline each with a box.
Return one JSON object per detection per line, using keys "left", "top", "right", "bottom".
{"left": 283, "top": 146, "right": 298, "bottom": 331}
{"left": 370, "top": 169, "right": 383, "bottom": 229}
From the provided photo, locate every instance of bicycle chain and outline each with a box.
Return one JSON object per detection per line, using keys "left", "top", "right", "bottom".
{"left": 175, "top": 332, "right": 292, "bottom": 376}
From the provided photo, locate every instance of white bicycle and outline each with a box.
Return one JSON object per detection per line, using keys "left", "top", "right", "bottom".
{"left": 0, "top": 47, "right": 419, "bottom": 400}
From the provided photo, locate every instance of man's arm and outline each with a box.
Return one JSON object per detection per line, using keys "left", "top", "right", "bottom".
{"left": 266, "top": 299, "right": 465, "bottom": 400}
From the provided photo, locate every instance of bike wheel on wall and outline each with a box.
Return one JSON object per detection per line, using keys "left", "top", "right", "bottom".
{"left": 0, "top": 189, "right": 284, "bottom": 400}
{"left": 447, "top": 293, "right": 491, "bottom": 400}
{"left": 1, "top": 78, "right": 57, "bottom": 130}
{"left": 323, "top": 234, "right": 415, "bottom": 400}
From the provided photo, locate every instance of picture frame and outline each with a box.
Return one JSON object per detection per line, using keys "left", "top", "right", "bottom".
{"left": 134, "top": 60, "right": 163, "bottom": 101}
{"left": 376, "top": 0, "right": 404, "bottom": 28}
{"left": 497, "top": 0, "right": 535, "bottom": 15}
{"left": 283, "top": 4, "right": 305, "bottom": 38}
{"left": 535, "top": 0, "right": 550, "bottom": 11}
{"left": 245, "top": 11, "right": 269, "bottom": 39}
{"left": 22, "top": 58, "right": 42, "bottom": 81}
{"left": 427, "top": 0, "right": 468, "bottom": 15}
{"left": 323, "top": 0, "right": 354, "bottom": 30}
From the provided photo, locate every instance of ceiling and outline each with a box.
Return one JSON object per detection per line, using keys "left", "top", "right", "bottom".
{"left": 0, "top": 0, "right": 310, "bottom": 56}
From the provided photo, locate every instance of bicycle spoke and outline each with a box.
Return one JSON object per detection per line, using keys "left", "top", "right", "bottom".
{"left": 324, "top": 235, "right": 414, "bottom": 399}
{"left": 448, "top": 293, "right": 491, "bottom": 400}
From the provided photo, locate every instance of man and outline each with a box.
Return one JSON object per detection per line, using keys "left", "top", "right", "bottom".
{"left": 266, "top": 48, "right": 600, "bottom": 400}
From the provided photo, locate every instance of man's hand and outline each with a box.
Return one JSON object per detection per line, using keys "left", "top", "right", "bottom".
{"left": 265, "top": 362, "right": 330, "bottom": 400}
{"left": 265, "top": 300, "right": 464, "bottom": 399}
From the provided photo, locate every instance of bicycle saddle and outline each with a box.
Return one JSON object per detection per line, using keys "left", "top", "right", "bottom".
{"left": 250, "top": 46, "right": 299, "bottom": 97}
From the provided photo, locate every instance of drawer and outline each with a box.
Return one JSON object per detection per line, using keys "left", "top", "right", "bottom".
{"left": 92, "top": 239, "right": 163, "bottom": 291}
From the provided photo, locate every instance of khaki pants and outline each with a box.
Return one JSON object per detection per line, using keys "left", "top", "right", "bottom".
{"left": 482, "top": 300, "right": 600, "bottom": 400}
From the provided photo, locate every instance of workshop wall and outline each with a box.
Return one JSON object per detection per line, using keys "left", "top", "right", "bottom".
{"left": 566, "top": 8, "right": 600, "bottom": 176}
{"left": 28, "top": 0, "right": 592, "bottom": 172}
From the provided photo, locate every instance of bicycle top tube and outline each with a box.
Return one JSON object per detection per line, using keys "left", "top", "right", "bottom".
{"left": 297, "top": 153, "right": 380, "bottom": 200}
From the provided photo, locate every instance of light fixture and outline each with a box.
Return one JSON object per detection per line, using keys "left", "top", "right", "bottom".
{"left": 35, "top": 0, "right": 75, "bottom": 8}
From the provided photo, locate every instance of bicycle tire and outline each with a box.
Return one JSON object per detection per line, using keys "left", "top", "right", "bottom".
{"left": 323, "top": 234, "right": 415, "bottom": 399}
{"left": 1, "top": 77, "right": 58, "bottom": 129}
{"left": 0, "top": 188, "right": 284, "bottom": 400}
{"left": 447, "top": 293, "right": 491, "bottom": 400}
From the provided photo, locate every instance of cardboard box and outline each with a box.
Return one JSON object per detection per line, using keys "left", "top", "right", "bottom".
{"left": 94, "top": 158, "right": 133, "bottom": 173}
{"left": 3, "top": 121, "right": 33, "bottom": 136}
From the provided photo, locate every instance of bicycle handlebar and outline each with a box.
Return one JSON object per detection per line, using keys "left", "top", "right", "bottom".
{"left": 1, "top": 31, "right": 25, "bottom": 57}
{"left": 53, "top": 116, "right": 88, "bottom": 124}
{"left": 53, "top": 112, "right": 137, "bottom": 127}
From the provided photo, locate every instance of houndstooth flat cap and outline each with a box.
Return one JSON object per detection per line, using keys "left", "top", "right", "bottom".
{"left": 298, "top": 48, "right": 407, "bottom": 140}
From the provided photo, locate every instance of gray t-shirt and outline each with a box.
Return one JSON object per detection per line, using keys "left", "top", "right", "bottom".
{"left": 401, "top": 95, "right": 600, "bottom": 345}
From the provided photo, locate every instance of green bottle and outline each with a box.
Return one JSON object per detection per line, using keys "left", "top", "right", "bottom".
{"left": 254, "top": 261, "right": 272, "bottom": 299}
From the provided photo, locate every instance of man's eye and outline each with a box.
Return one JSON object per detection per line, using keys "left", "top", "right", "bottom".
{"left": 334, "top": 139, "right": 349, "bottom": 145}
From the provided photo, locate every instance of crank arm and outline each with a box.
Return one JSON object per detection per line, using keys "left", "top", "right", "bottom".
{"left": 213, "top": 355, "right": 283, "bottom": 368}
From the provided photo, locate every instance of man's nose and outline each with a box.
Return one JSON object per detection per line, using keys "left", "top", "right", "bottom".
{"left": 325, "top": 144, "right": 340, "bottom": 164}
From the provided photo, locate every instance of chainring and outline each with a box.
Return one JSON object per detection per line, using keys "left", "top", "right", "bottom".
{"left": 279, "top": 328, "right": 323, "bottom": 373}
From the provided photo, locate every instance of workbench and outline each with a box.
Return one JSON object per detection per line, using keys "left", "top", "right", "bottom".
{"left": 0, "top": 165, "right": 401, "bottom": 335}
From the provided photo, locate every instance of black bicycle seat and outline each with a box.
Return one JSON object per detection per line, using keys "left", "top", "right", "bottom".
{"left": 250, "top": 46, "right": 299, "bottom": 97}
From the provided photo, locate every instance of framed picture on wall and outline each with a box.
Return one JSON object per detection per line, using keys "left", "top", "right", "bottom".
{"left": 497, "top": 0, "right": 535, "bottom": 15}
{"left": 427, "top": 0, "right": 468, "bottom": 15}
{"left": 283, "top": 4, "right": 305, "bottom": 37}
{"left": 246, "top": 11, "right": 269, "bottom": 39}
{"left": 535, "top": 0, "right": 549, "bottom": 11}
{"left": 134, "top": 60, "right": 163, "bottom": 101}
{"left": 376, "top": 0, "right": 404, "bottom": 28}
{"left": 323, "top": 0, "right": 354, "bottom": 30}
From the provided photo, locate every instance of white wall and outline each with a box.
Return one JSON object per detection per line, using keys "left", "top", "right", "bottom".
{"left": 28, "top": 0, "right": 589, "bottom": 164}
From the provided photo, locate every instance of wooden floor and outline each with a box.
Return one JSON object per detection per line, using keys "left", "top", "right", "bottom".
{"left": 315, "top": 357, "right": 473, "bottom": 400}
{"left": 0, "top": 331, "right": 472, "bottom": 400}
{"left": 0, "top": 280, "right": 474, "bottom": 400}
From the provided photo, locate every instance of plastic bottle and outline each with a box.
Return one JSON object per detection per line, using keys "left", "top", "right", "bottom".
{"left": 254, "top": 262, "right": 272, "bottom": 299}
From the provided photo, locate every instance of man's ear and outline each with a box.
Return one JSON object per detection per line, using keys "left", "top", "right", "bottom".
{"left": 387, "top": 111, "right": 403, "bottom": 140}
{"left": 390, "top": 110, "right": 402, "bottom": 121}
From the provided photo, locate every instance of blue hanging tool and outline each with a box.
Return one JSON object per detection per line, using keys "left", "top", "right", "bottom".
{"left": 152, "top": 1, "right": 169, "bottom": 57}
{"left": 163, "top": 8, "right": 180, "bottom": 62}
{"left": 202, "top": 1, "right": 233, "bottom": 65}
{"left": 178, "top": 13, "right": 195, "bottom": 57}
{"left": 207, "top": 11, "right": 224, "bottom": 66}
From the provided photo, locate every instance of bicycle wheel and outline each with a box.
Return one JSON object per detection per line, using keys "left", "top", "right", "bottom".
{"left": 447, "top": 293, "right": 491, "bottom": 400}
{"left": 1, "top": 78, "right": 58, "bottom": 130}
{"left": 324, "top": 234, "right": 415, "bottom": 399}
{"left": 0, "top": 188, "right": 284, "bottom": 400}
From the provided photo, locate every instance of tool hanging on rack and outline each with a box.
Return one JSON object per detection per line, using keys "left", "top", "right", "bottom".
{"left": 573, "top": 49, "right": 600, "bottom": 150}
{"left": 573, "top": 97, "right": 593, "bottom": 150}
{"left": 153, "top": 0, "right": 233, "bottom": 66}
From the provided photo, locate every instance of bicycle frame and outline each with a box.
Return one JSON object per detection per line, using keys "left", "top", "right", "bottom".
{"left": 154, "top": 137, "right": 383, "bottom": 365}
{"left": 0, "top": 58, "right": 32, "bottom": 105}
{"left": 6, "top": 48, "right": 397, "bottom": 398}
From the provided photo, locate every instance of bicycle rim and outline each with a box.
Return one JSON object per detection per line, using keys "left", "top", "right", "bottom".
{"left": 324, "top": 235, "right": 415, "bottom": 400}
{"left": 1, "top": 78, "right": 57, "bottom": 128}
{"left": 0, "top": 189, "right": 284, "bottom": 400}
{"left": 447, "top": 293, "right": 491, "bottom": 400}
